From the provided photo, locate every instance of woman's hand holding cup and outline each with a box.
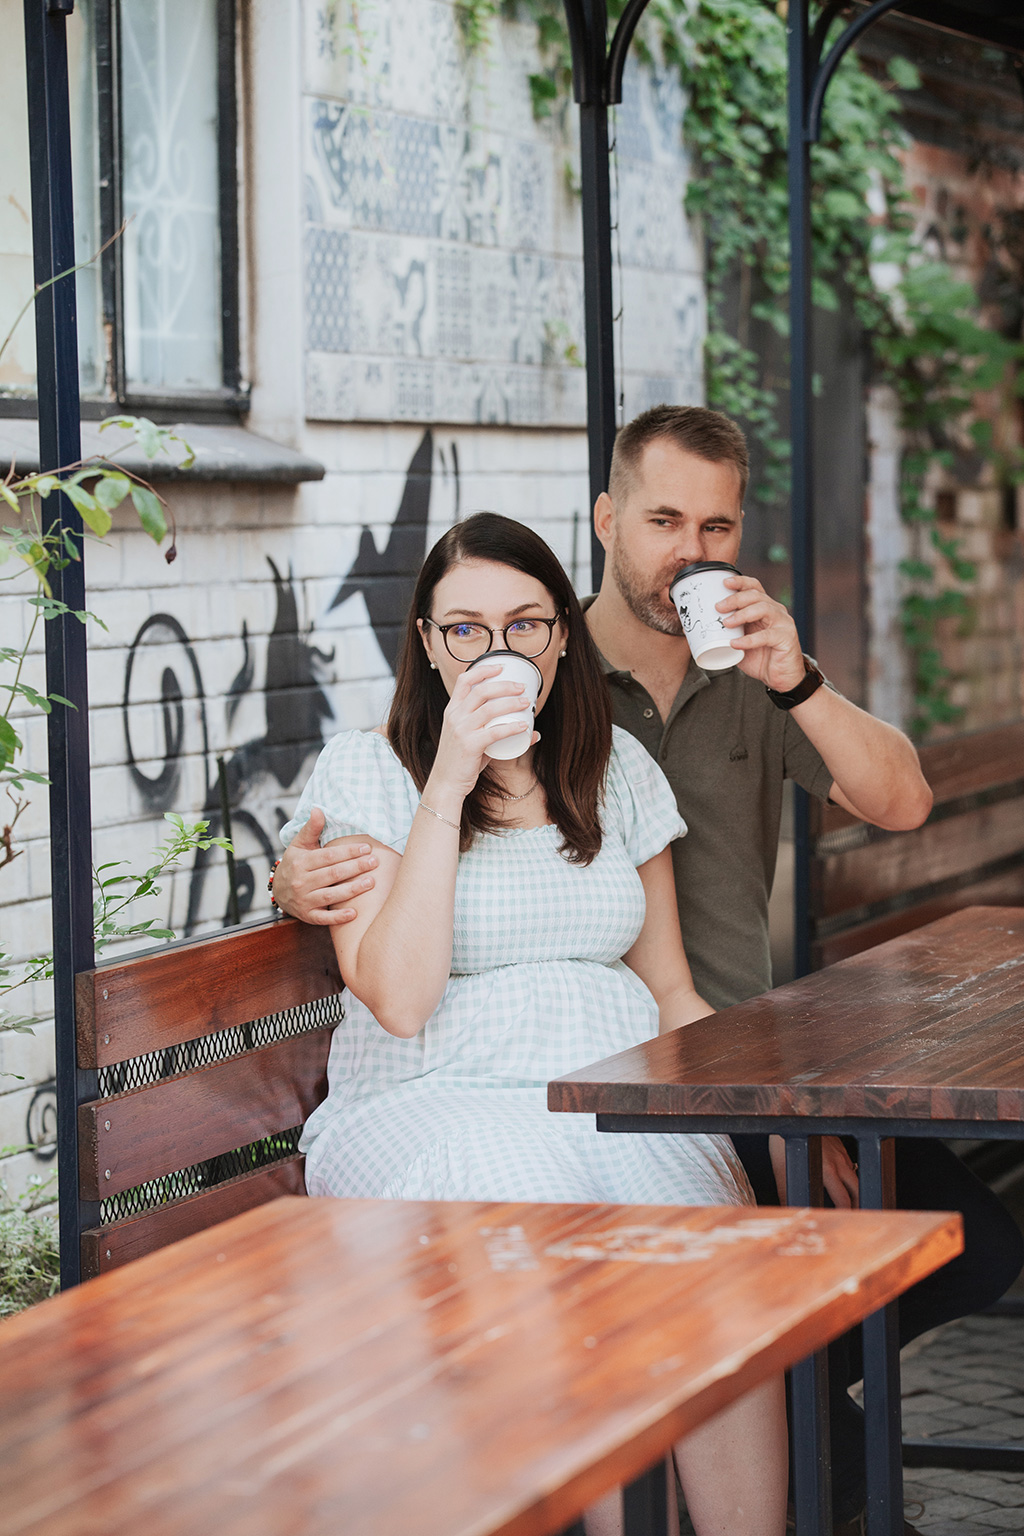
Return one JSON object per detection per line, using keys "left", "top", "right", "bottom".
{"left": 426, "top": 663, "right": 538, "bottom": 808}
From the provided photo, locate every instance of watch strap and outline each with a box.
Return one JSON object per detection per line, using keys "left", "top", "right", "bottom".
{"left": 765, "top": 657, "right": 824, "bottom": 711}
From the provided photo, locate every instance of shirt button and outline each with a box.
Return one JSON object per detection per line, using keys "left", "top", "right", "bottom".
{"left": 643, "top": 707, "right": 654, "bottom": 719}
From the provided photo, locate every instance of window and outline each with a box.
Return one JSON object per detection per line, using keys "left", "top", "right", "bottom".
{"left": 0, "top": 0, "right": 240, "bottom": 416}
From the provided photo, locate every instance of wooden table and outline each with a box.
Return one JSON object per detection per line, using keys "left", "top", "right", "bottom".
{"left": 549, "top": 905, "right": 1024, "bottom": 1536}
{"left": 0, "top": 1196, "right": 960, "bottom": 1536}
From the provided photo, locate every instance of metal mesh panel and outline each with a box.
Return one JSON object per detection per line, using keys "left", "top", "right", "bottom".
{"left": 97, "top": 995, "right": 344, "bottom": 1096}
{"left": 98, "top": 1127, "right": 304, "bottom": 1224}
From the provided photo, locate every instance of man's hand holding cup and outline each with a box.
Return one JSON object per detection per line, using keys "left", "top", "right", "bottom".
{"left": 717, "top": 574, "right": 808, "bottom": 693}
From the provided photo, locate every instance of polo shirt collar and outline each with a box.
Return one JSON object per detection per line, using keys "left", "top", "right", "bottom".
{"left": 581, "top": 592, "right": 712, "bottom": 721}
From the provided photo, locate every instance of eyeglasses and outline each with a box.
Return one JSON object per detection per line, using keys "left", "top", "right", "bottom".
{"left": 423, "top": 616, "right": 561, "bottom": 663}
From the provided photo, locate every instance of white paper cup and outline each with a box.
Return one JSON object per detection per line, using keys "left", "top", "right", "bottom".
{"left": 466, "top": 651, "right": 543, "bottom": 760}
{"left": 668, "top": 562, "right": 744, "bottom": 672}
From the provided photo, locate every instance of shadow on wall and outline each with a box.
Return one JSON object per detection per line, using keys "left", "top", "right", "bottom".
{"left": 121, "top": 429, "right": 439, "bottom": 933}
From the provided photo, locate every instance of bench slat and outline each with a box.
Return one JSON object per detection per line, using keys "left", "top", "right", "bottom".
{"left": 815, "top": 721, "right": 1024, "bottom": 837}
{"left": 76, "top": 917, "right": 342, "bottom": 1068}
{"left": 815, "top": 796, "right": 1024, "bottom": 919}
{"left": 813, "top": 868, "right": 1024, "bottom": 968}
{"left": 78, "top": 1030, "right": 332, "bottom": 1199}
{"left": 80, "top": 1158, "right": 307, "bottom": 1279}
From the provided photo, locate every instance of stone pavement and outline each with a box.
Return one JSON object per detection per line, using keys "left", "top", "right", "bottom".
{"left": 882, "top": 1166, "right": 1024, "bottom": 1536}
{"left": 901, "top": 1309, "right": 1024, "bottom": 1534}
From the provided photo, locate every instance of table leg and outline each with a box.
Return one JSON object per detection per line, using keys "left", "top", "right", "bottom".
{"left": 623, "top": 1459, "right": 670, "bottom": 1536}
{"left": 786, "top": 1136, "right": 832, "bottom": 1536}
{"left": 858, "top": 1134, "right": 903, "bottom": 1536}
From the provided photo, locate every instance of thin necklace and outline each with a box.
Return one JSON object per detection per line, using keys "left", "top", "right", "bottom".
{"left": 492, "top": 778, "right": 539, "bottom": 803}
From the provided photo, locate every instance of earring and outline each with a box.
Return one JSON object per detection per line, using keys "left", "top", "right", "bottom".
{"left": 430, "top": 661, "right": 437, "bottom": 670}
{"left": 559, "top": 649, "right": 567, "bottom": 658}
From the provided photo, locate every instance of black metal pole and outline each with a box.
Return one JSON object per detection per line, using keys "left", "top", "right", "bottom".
{"left": 786, "top": 1136, "right": 832, "bottom": 1536}
{"left": 23, "top": 0, "right": 97, "bottom": 1289}
{"left": 787, "top": 0, "right": 814, "bottom": 982}
{"left": 573, "top": 0, "right": 615, "bottom": 589}
{"left": 578, "top": 98, "right": 615, "bottom": 589}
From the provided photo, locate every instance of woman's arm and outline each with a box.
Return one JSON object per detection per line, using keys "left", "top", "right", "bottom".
{"left": 623, "top": 847, "right": 714, "bottom": 1033}
{"left": 327, "top": 666, "right": 533, "bottom": 1038}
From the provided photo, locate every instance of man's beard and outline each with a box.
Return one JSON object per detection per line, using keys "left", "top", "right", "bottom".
{"left": 610, "top": 542, "right": 683, "bottom": 636}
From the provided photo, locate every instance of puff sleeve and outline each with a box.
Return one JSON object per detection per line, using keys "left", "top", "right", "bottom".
{"left": 603, "top": 725, "right": 688, "bottom": 867}
{"left": 280, "top": 731, "right": 418, "bottom": 854}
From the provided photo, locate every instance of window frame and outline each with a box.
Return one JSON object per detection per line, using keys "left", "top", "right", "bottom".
{"left": 1, "top": 0, "right": 243, "bottom": 422}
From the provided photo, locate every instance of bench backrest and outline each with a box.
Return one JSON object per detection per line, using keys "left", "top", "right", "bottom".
{"left": 75, "top": 917, "right": 342, "bottom": 1279}
{"left": 811, "top": 720, "right": 1024, "bottom": 967}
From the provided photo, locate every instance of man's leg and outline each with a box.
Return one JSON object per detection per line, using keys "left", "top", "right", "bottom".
{"left": 731, "top": 1134, "right": 1024, "bottom": 1527}
{"left": 843, "top": 1137, "right": 1024, "bottom": 1382}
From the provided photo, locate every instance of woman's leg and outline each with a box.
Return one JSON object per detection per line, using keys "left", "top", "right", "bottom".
{"left": 674, "top": 1377, "right": 788, "bottom": 1536}
{"left": 583, "top": 1466, "right": 681, "bottom": 1536}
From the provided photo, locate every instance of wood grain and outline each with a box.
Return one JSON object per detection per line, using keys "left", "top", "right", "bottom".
{"left": 77, "top": 1031, "right": 331, "bottom": 1199}
{"left": 550, "top": 907, "right": 1024, "bottom": 1125}
{"left": 813, "top": 721, "right": 1024, "bottom": 837}
{"left": 812, "top": 867, "right": 1024, "bottom": 968}
{"left": 0, "top": 1197, "right": 961, "bottom": 1536}
{"left": 814, "top": 798, "right": 1024, "bottom": 918}
{"left": 76, "top": 918, "right": 342, "bottom": 1068}
{"left": 80, "top": 1158, "right": 307, "bottom": 1279}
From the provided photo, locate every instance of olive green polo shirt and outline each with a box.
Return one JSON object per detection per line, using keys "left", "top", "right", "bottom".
{"left": 585, "top": 603, "right": 834, "bottom": 1010}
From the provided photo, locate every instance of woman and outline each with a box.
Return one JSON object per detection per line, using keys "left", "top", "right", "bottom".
{"left": 283, "top": 513, "right": 787, "bottom": 1536}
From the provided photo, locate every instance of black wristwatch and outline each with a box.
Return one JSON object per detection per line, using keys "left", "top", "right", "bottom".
{"left": 765, "top": 656, "right": 824, "bottom": 711}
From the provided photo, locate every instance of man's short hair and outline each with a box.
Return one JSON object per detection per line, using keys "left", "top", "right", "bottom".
{"left": 608, "top": 405, "right": 750, "bottom": 506}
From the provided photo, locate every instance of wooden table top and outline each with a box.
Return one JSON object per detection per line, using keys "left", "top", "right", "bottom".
{"left": 0, "top": 1197, "right": 960, "bottom": 1536}
{"left": 550, "top": 907, "right": 1024, "bottom": 1125}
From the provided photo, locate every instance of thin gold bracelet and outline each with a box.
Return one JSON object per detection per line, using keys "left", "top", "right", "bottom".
{"left": 419, "top": 800, "right": 461, "bottom": 832}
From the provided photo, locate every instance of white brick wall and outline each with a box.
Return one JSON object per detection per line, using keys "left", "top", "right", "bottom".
{"left": 0, "top": 2, "right": 702, "bottom": 1190}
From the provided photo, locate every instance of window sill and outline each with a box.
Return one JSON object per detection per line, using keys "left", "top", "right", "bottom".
{"left": 0, "top": 419, "right": 325, "bottom": 485}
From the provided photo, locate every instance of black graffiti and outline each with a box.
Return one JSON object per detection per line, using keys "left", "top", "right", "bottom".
{"left": 328, "top": 429, "right": 434, "bottom": 672}
{"left": 120, "top": 430, "right": 442, "bottom": 934}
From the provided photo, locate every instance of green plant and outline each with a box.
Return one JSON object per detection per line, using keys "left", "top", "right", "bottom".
{"left": 508, "top": 0, "right": 1024, "bottom": 737}
{"left": 0, "top": 1169, "right": 59, "bottom": 1317}
{"left": 457, "top": 0, "right": 499, "bottom": 53}
{"left": 1, "top": 814, "right": 232, "bottom": 1051}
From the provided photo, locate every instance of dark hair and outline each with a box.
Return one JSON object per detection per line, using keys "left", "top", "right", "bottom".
{"left": 387, "top": 513, "right": 612, "bottom": 864}
{"left": 609, "top": 404, "right": 750, "bottom": 504}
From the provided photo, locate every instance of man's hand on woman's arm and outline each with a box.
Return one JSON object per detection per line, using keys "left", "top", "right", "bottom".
{"left": 273, "top": 807, "right": 378, "bottom": 925}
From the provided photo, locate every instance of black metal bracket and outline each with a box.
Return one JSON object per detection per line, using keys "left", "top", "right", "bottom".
{"left": 562, "top": 0, "right": 651, "bottom": 585}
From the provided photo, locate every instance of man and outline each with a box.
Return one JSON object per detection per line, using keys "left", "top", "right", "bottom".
{"left": 273, "top": 406, "right": 1022, "bottom": 1534}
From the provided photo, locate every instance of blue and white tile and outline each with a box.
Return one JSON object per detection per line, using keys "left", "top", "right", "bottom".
{"left": 303, "top": 0, "right": 393, "bottom": 109}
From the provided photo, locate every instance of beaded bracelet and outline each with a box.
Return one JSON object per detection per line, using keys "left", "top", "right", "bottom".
{"left": 267, "top": 857, "right": 282, "bottom": 909}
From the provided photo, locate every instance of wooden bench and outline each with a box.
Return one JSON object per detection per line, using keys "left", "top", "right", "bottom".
{"left": 812, "top": 719, "right": 1024, "bottom": 968}
{"left": 74, "top": 916, "right": 341, "bottom": 1279}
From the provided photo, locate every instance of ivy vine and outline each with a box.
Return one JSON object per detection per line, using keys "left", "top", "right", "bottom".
{"left": 503, "top": 0, "right": 1024, "bottom": 738}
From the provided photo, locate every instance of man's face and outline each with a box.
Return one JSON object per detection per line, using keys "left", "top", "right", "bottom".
{"left": 604, "top": 440, "right": 744, "bottom": 635}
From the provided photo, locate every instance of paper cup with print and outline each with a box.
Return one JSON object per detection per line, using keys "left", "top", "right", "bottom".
{"left": 669, "top": 561, "right": 744, "bottom": 672}
{"left": 466, "top": 650, "right": 543, "bottom": 760}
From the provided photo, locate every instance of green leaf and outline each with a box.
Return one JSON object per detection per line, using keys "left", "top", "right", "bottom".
{"left": 63, "top": 482, "right": 112, "bottom": 538}
{"left": 93, "top": 473, "right": 131, "bottom": 512}
{"left": 130, "top": 484, "right": 167, "bottom": 544}
{"left": 0, "top": 483, "right": 19, "bottom": 512}
{"left": 887, "top": 56, "right": 920, "bottom": 91}
{"left": 0, "top": 717, "right": 22, "bottom": 767}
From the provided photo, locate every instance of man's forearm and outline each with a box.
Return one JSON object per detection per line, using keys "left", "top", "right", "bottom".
{"left": 791, "top": 685, "right": 932, "bottom": 830}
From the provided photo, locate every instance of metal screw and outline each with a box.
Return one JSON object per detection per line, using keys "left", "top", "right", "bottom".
{"left": 104, "top": 1170, "right": 111, "bottom": 1180}
{"left": 102, "top": 989, "right": 108, "bottom": 1000}
{"left": 104, "top": 1120, "right": 110, "bottom": 1131}
{"left": 103, "top": 1034, "right": 110, "bottom": 1044}
{"left": 105, "top": 1249, "right": 111, "bottom": 1260}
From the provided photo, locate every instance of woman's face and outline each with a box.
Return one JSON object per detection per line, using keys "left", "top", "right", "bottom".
{"left": 418, "top": 558, "right": 568, "bottom": 715}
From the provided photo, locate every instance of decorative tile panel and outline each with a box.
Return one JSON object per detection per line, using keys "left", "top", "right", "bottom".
{"left": 302, "top": 2, "right": 704, "bottom": 425}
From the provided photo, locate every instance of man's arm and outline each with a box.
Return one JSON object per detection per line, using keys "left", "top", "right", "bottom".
{"left": 720, "top": 576, "right": 932, "bottom": 831}
{"left": 273, "top": 808, "right": 378, "bottom": 925}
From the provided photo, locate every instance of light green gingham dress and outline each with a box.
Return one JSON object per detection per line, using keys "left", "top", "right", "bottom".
{"left": 282, "top": 726, "right": 753, "bottom": 1209}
